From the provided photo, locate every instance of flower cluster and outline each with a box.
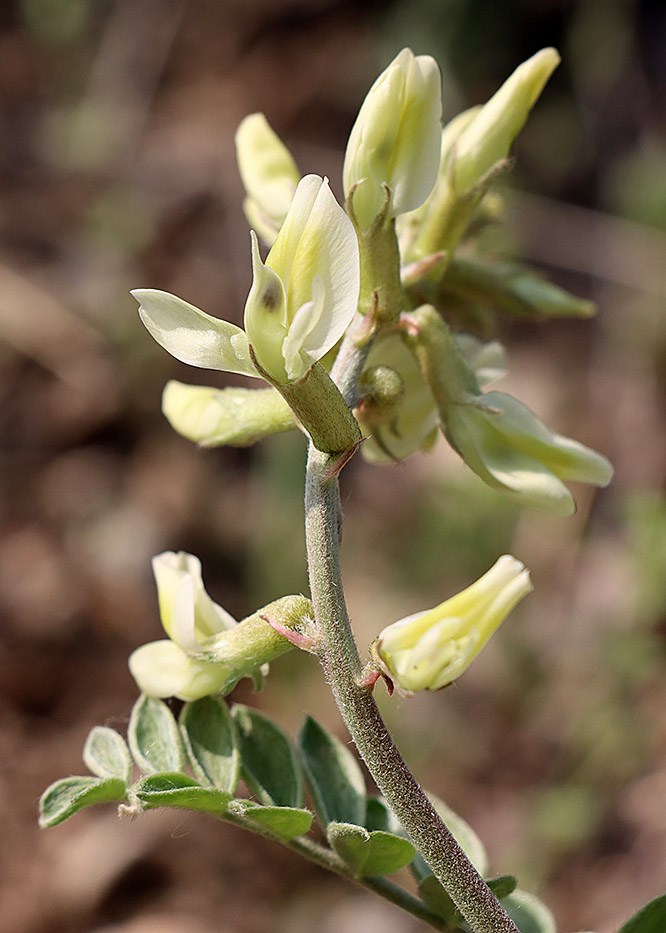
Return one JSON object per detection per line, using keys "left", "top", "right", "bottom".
{"left": 131, "top": 47, "right": 614, "bottom": 697}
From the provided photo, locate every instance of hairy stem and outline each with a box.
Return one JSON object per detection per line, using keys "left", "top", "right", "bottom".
{"left": 304, "top": 442, "right": 519, "bottom": 933}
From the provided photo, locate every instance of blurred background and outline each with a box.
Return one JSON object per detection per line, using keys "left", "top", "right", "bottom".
{"left": 1, "top": 1, "right": 665, "bottom": 931}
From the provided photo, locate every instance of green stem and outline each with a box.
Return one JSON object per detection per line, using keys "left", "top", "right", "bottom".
{"left": 304, "top": 443, "right": 519, "bottom": 933}
{"left": 223, "top": 806, "right": 450, "bottom": 930}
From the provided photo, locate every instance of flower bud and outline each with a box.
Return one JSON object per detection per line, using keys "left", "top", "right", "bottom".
{"left": 375, "top": 556, "right": 532, "bottom": 695}
{"left": 162, "top": 380, "right": 296, "bottom": 447}
{"left": 436, "top": 257, "right": 596, "bottom": 320}
{"left": 359, "top": 332, "right": 438, "bottom": 463}
{"left": 235, "top": 113, "right": 300, "bottom": 246}
{"left": 343, "top": 48, "right": 442, "bottom": 230}
{"left": 452, "top": 48, "right": 560, "bottom": 195}
{"left": 357, "top": 364, "right": 405, "bottom": 427}
{"left": 128, "top": 551, "right": 313, "bottom": 701}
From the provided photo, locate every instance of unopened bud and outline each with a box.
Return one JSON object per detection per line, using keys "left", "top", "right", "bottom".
{"left": 343, "top": 48, "right": 442, "bottom": 230}
{"left": 453, "top": 48, "right": 560, "bottom": 195}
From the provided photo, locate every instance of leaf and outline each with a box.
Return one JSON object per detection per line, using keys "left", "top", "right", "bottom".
{"left": 232, "top": 704, "right": 303, "bottom": 807}
{"left": 488, "top": 875, "right": 518, "bottom": 900}
{"left": 500, "top": 890, "right": 557, "bottom": 933}
{"left": 180, "top": 696, "right": 239, "bottom": 793}
{"left": 327, "top": 822, "right": 416, "bottom": 877}
{"left": 128, "top": 695, "right": 185, "bottom": 774}
{"left": 297, "top": 716, "right": 366, "bottom": 827}
{"left": 83, "top": 726, "right": 132, "bottom": 783}
{"left": 237, "top": 803, "right": 313, "bottom": 842}
{"left": 365, "top": 796, "right": 403, "bottom": 835}
{"left": 39, "top": 776, "right": 127, "bottom": 828}
{"left": 618, "top": 894, "right": 666, "bottom": 933}
{"left": 134, "top": 772, "right": 232, "bottom": 813}
{"left": 415, "top": 872, "right": 517, "bottom": 925}
{"left": 363, "top": 831, "right": 416, "bottom": 876}
{"left": 327, "top": 822, "right": 370, "bottom": 875}
{"left": 417, "top": 875, "right": 458, "bottom": 923}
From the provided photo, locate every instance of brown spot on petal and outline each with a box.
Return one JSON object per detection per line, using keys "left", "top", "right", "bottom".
{"left": 262, "top": 284, "right": 279, "bottom": 311}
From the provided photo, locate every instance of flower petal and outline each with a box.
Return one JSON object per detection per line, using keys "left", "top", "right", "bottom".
{"left": 281, "top": 274, "right": 326, "bottom": 381}
{"left": 243, "top": 232, "right": 289, "bottom": 380}
{"left": 265, "top": 174, "right": 323, "bottom": 288}
{"left": 161, "top": 380, "right": 295, "bottom": 447}
{"left": 361, "top": 333, "right": 438, "bottom": 463}
{"left": 482, "top": 392, "right": 614, "bottom": 486}
{"left": 152, "top": 551, "right": 236, "bottom": 652}
{"left": 133, "top": 289, "right": 258, "bottom": 378}
{"left": 389, "top": 52, "right": 443, "bottom": 217}
{"left": 235, "top": 113, "right": 299, "bottom": 225}
{"left": 128, "top": 640, "right": 230, "bottom": 701}
{"left": 454, "top": 335, "right": 507, "bottom": 387}
{"left": 286, "top": 179, "right": 360, "bottom": 362}
{"left": 444, "top": 401, "right": 576, "bottom": 515}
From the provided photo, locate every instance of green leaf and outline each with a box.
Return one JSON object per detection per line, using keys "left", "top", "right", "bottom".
{"left": 134, "top": 772, "right": 232, "bottom": 813}
{"left": 180, "top": 696, "right": 239, "bottom": 793}
{"left": 39, "top": 776, "right": 126, "bottom": 828}
{"left": 417, "top": 875, "right": 458, "bottom": 923}
{"left": 487, "top": 875, "right": 518, "bottom": 900}
{"left": 327, "top": 822, "right": 416, "bottom": 877}
{"left": 500, "top": 890, "right": 556, "bottom": 933}
{"left": 235, "top": 803, "right": 313, "bottom": 842}
{"left": 83, "top": 726, "right": 132, "bottom": 783}
{"left": 416, "top": 872, "right": 517, "bottom": 924}
{"left": 232, "top": 704, "right": 303, "bottom": 807}
{"left": 363, "top": 831, "right": 416, "bottom": 876}
{"left": 128, "top": 695, "right": 185, "bottom": 774}
{"left": 297, "top": 716, "right": 366, "bottom": 827}
{"left": 327, "top": 822, "right": 371, "bottom": 875}
{"left": 365, "top": 796, "right": 403, "bottom": 835}
{"left": 618, "top": 894, "right": 666, "bottom": 933}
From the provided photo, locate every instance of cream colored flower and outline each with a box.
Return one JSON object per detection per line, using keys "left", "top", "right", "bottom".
{"left": 375, "top": 556, "right": 532, "bottom": 695}
{"left": 343, "top": 48, "right": 442, "bottom": 229}
{"left": 452, "top": 48, "right": 560, "bottom": 195}
{"left": 134, "top": 175, "right": 359, "bottom": 386}
{"left": 235, "top": 113, "right": 300, "bottom": 246}
{"left": 128, "top": 551, "right": 312, "bottom": 702}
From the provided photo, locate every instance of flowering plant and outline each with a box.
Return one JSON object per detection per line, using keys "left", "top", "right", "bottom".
{"left": 39, "top": 46, "right": 661, "bottom": 933}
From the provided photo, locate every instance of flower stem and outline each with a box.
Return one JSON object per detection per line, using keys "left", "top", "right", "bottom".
{"left": 304, "top": 443, "right": 519, "bottom": 933}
